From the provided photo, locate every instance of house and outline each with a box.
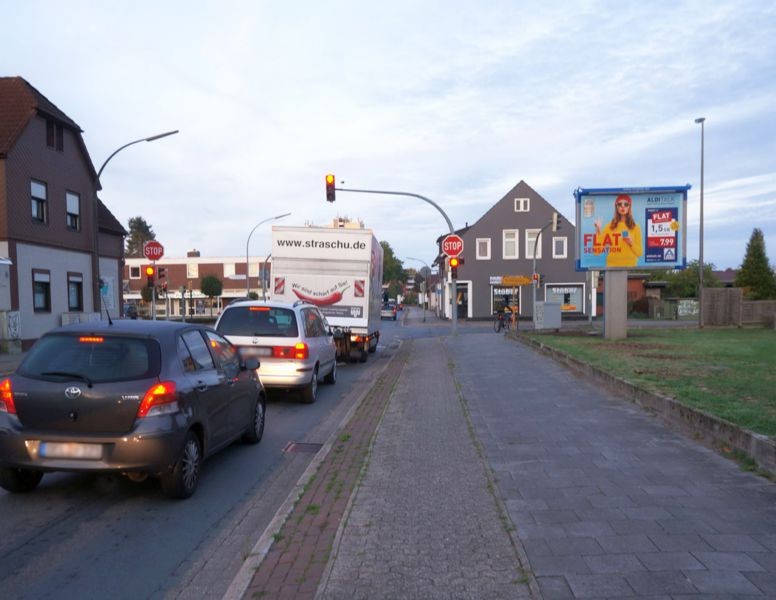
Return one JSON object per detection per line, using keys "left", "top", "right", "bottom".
{"left": 436, "top": 181, "right": 588, "bottom": 319}
{"left": 0, "top": 76, "right": 126, "bottom": 349}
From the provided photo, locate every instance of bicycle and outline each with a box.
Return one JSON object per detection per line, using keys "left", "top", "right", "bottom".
{"left": 493, "top": 311, "right": 511, "bottom": 333}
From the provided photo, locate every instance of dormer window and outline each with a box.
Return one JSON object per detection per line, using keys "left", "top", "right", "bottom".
{"left": 46, "top": 119, "right": 64, "bottom": 151}
{"left": 514, "top": 197, "right": 530, "bottom": 212}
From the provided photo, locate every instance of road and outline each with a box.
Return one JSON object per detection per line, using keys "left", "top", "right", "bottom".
{"left": 0, "top": 316, "right": 407, "bottom": 599}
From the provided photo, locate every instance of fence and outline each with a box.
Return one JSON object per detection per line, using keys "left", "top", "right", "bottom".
{"left": 703, "top": 288, "right": 776, "bottom": 327}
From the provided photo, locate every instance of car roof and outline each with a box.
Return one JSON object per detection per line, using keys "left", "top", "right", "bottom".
{"left": 224, "top": 299, "right": 314, "bottom": 311}
{"left": 44, "top": 320, "right": 211, "bottom": 337}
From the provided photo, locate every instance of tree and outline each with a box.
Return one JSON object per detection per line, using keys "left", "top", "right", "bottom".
{"left": 735, "top": 228, "right": 776, "bottom": 299}
{"left": 125, "top": 216, "right": 156, "bottom": 257}
{"left": 380, "top": 241, "right": 405, "bottom": 283}
{"left": 646, "top": 260, "right": 721, "bottom": 298}
{"left": 200, "top": 275, "right": 223, "bottom": 316}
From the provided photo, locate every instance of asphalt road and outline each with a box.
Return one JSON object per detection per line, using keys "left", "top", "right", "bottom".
{"left": 0, "top": 317, "right": 407, "bottom": 599}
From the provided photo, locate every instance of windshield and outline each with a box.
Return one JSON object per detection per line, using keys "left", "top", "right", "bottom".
{"left": 18, "top": 334, "right": 160, "bottom": 383}
{"left": 217, "top": 306, "right": 299, "bottom": 337}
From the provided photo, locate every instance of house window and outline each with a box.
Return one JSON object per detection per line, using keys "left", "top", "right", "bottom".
{"left": 514, "top": 197, "right": 530, "bottom": 212}
{"left": 129, "top": 266, "right": 141, "bottom": 279}
{"left": 503, "top": 230, "right": 519, "bottom": 259}
{"left": 526, "top": 229, "right": 542, "bottom": 259}
{"left": 186, "top": 263, "right": 199, "bottom": 279}
{"left": 31, "top": 180, "right": 47, "bottom": 223}
{"left": 552, "top": 236, "right": 568, "bottom": 259}
{"left": 66, "top": 192, "right": 80, "bottom": 231}
{"left": 46, "top": 119, "right": 64, "bottom": 151}
{"left": 476, "top": 238, "right": 491, "bottom": 260}
{"left": 223, "top": 263, "right": 236, "bottom": 277}
{"left": 33, "top": 270, "right": 51, "bottom": 312}
{"left": 68, "top": 273, "right": 83, "bottom": 311}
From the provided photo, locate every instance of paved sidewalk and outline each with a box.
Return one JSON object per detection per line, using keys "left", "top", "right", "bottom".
{"left": 317, "top": 336, "right": 534, "bottom": 599}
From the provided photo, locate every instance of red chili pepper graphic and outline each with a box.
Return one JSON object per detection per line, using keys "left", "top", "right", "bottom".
{"left": 292, "top": 286, "right": 349, "bottom": 306}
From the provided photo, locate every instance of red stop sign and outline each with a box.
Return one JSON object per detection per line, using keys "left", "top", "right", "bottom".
{"left": 442, "top": 234, "right": 464, "bottom": 257}
{"left": 143, "top": 241, "right": 165, "bottom": 261}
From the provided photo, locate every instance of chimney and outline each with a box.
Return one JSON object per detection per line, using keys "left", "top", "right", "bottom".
{"left": 187, "top": 249, "right": 200, "bottom": 258}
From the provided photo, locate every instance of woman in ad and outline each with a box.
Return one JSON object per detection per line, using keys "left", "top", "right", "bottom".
{"left": 594, "top": 194, "right": 643, "bottom": 267}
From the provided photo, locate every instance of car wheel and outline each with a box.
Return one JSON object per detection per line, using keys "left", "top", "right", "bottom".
{"left": 301, "top": 366, "right": 318, "bottom": 403}
{"left": 161, "top": 431, "right": 202, "bottom": 499}
{"left": 323, "top": 360, "right": 337, "bottom": 385}
{"left": 0, "top": 467, "right": 43, "bottom": 493}
{"left": 242, "top": 396, "right": 266, "bottom": 444}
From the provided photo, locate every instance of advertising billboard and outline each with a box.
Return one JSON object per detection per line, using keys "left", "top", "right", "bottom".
{"left": 574, "top": 186, "right": 690, "bottom": 271}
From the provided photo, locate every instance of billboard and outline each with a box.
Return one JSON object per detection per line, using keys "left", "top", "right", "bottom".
{"left": 574, "top": 186, "right": 690, "bottom": 271}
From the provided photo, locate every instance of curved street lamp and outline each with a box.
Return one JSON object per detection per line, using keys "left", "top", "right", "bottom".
{"left": 95, "top": 130, "right": 179, "bottom": 320}
{"left": 246, "top": 213, "right": 291, "bottom": 296}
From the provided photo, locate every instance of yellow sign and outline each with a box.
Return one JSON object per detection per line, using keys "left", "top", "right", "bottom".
{"left": 501, "top": 275, "right": 532, "bottom": 287}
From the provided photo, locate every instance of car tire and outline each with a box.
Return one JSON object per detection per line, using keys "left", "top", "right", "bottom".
{"left": 161, "top": 431, "right": 202, "bottom": 499}
{"left": 242, "top": 396, "right": 266, "bottom": 444}
{"left": 323, "top": 360, "right": 337, "bottom": 385}
{"left": 0, "top": 467, "right": 43, "bottom": 493}
{"left": 301, "top": 366, "right": 318, "bottom": 403}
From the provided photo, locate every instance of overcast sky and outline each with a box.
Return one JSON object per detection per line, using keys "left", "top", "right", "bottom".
{"left": 4, "top": 0, "right": 775, "bottom": 271}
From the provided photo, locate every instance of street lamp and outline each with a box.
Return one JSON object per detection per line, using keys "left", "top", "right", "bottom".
{"left": 695, "top": 117, "right": 705, "bottom": 328}
{"left": 246, "top": 213, "right": 291, "bottom": 296}
{"left": 406, "top": 256, "right": 431, "bottom": 322}
{"left": 96, "top": 130, "right": 179, "bottom": 320}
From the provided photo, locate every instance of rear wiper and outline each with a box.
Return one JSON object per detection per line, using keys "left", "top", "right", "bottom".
{"left": 41, "top": 371, "right": 94, "bottom": 387}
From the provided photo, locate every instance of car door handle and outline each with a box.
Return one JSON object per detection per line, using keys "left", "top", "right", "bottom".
{"left": 195, "top": 381, "right": 208, "bottom": 392}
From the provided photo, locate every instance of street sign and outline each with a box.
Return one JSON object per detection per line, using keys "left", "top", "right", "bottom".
{"left": 442, "top": 234, "right": 464, "bottom": 257}
{"left": 143, "top": 240, "right": 164, "bottom": 261}
{"left": 502, "top": 275, "right": 532, "bottom": 286}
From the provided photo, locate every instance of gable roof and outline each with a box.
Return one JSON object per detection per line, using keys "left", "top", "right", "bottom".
{"left": 98, "top": 198, "right": 127, "bottom": 236}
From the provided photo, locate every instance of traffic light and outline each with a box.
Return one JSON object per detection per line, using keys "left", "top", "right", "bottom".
{"left": 158, "top": 267, "right": 167, "bottom": 279}
{"left": 325, "top": 174, "right": 336, "bottom": 202}
{"left": 552, "top": 211, "right": 562, "bottom": 232}
{"left": 532, "top": 273, "right": 540, "bottom": 289}
{"left": 145, "top": 265, "right": 155, "bottom": 288}
{"left": 449, "top": 256, "right": 460, "bottom": 278}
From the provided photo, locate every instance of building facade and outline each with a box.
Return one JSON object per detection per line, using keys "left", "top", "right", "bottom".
{"left": 437, "top": 180, "right": 589, "bottom": 320}
{"left": 0, "top": 77, "right": 125, "bottom": 349}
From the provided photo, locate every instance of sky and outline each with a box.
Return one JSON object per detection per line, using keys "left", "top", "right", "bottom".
{"left": 3, "top": 0, "right": 776, "bottom": 272}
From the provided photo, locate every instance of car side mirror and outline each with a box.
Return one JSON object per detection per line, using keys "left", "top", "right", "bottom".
{"left": 242, "top": 358, "right": 260, "bottom": 371}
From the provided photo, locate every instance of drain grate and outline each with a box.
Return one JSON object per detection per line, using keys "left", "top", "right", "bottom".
{"left": 282, "top": 441, "right": 323, "bottom": 454}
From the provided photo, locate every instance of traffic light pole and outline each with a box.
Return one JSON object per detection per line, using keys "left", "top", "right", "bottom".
{"left": 532, "top": 221, "right": 553, "bottom": 325}
{"left": 334, "top": 186, "right": 458, "bottom": 334}
{"left": 152, "top": 261, "right": 157, "bottom": 321}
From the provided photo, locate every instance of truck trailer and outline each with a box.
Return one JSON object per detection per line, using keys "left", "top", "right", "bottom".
{"left": 270, "top": 225, "right": 383, "bottom": 362}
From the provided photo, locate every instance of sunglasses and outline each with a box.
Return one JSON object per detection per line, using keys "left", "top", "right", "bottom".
{"left": 616, "top": 202, "right": 631, "bottom": 208}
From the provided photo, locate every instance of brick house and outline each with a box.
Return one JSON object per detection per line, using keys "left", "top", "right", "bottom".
{"left": 0, "top": 76, "right": 126, "bottom": 349}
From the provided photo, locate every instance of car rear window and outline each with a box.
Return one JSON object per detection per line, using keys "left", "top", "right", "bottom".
{"left": 217, "top": 306, "right": 299, "bottom": 337}
{"left": 18, "top": 334, "right": 161, "bottom": 383}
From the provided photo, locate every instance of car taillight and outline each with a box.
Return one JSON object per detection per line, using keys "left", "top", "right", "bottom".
{"left": 272, "top": 343, "right": 309, "bottom": 360}
{"left": 0, "top": 378, "right": 16, "bottom": 415}
{"left": 137, "top": 381, "right": 178, "bottom": 418}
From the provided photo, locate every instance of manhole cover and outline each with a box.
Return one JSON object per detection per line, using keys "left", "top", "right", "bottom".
{"left": 282, "top": 442, "right": 323, "bottom": 454}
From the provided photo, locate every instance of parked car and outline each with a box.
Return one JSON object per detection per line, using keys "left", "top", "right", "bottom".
{"left": 381, "top": 302, "right": 397, "bottom": 321}
{"left": 214, "top": 299, "right": 336, "bottom": 403}
{"left": 123, "top": 303, "right": 138, "bottom": 319}
{"left": 0, "top": 320, "right": 266, "bottom": 499}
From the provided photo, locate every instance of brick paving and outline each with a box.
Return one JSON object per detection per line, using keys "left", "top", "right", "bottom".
{"left": 241, "top": 343, "right": 409, "bottom": 599}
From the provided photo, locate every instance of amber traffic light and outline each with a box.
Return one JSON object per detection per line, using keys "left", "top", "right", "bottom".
{"left": 145, "top": 265, "right": 155, "bottom": 288}
{"left": 449, "top": 256, "right": 460, "bottom": 278}
{"left": 325, "top": 174, "right": 336, "bottom": 202}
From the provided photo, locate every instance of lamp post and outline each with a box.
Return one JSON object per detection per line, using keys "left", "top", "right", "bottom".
{"left": 246, "top": 213, "right": 291, "bottom": 296}
{"left": 96, "top": 130, "right": 179, "bottom": 319}
{"left": 406, "top": 256, "right": 431, "bottom": 322}
{"left": 695, "top": 117, "right": 705, "bottom": 328}
{"left": 262, "top": 252, "right": 272, "bottom": 301}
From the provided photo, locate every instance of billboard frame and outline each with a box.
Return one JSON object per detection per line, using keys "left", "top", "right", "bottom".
{"left": 574, "top": 185, "right": 691, "bottom": 272}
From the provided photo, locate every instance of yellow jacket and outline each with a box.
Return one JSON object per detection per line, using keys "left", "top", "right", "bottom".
{"left": 600, "top": 221, "right": 642, "bottom": 267}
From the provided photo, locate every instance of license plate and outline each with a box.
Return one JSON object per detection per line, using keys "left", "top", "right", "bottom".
{"left": 241, "top": 347, "right": 271, "bottom": 357}
{"left": 39, "top": 442, "right": 103, "bottom": 459}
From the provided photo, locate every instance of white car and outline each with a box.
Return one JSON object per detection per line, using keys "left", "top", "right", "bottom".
{"left": 215, "top": 300, "right": 336, "bottom": 403}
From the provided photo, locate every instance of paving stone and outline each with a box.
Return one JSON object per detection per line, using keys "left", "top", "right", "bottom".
{"left": 685, "top": 569, "right": 763, "bottom": 594}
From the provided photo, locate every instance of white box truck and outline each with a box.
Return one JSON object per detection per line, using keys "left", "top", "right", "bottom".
{"left": 271, "top": 225, "right": 383, "bottom": 362}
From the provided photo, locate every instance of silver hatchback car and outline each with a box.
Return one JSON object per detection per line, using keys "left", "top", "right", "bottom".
{"left": 215, "top": 300, "right": 337, "bottom": 403}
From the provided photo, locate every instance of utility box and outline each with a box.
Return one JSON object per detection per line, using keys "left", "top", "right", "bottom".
{"left": 533, "top": 301, "right": 562, "bottom": 330}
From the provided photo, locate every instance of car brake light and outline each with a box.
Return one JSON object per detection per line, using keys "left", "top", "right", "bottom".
{"left": 79, "top": 336, "right": 104, "bottom": 343}
{"left": 0, "top": 378, "right": 16, "bottom": 415}
{"left": 137, "top": 381, "right": 178, "bottom": 418}
{"left": 249, "top": 306, "right": 270, "bottom": 311}
{"left": 271, "top": 343, "right": 309, "bottom": 359}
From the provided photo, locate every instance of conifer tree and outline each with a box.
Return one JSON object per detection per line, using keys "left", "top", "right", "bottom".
{"left": 735, "top": 228, "right": 776, "bottom": 299}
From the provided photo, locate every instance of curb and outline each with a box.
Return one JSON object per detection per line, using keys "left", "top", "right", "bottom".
{"left": 514, "top": 332, "right": 776, "bottom": 477}
{"left": 223, "top": 341, "right": 406, "bottom": 600}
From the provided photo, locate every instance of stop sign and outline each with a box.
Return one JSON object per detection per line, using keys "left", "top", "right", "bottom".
{"left": 442, "top": 234, "right": 464, "bottom": 257}
{"left": 143, "top": 240, "right": 165, "bottom": 261}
